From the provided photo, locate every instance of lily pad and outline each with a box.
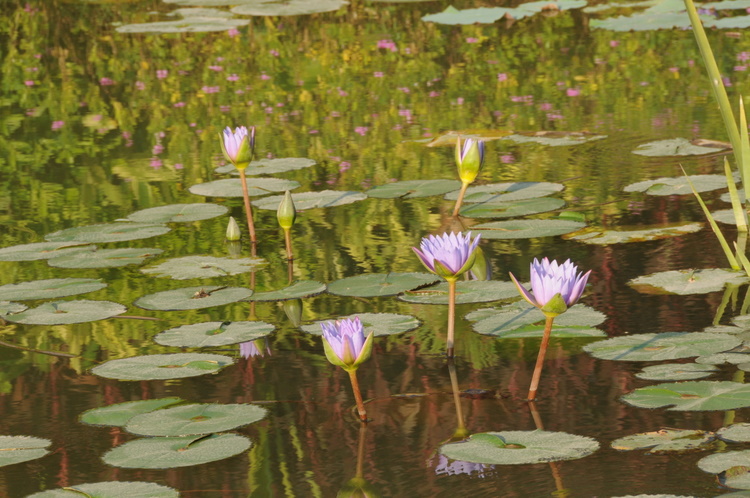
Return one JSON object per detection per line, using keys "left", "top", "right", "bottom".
{"left": 117, "top": 8, "right": 250, "bottom": 34}
{"left": 0, "top": 302, "right": 26, "bottom": 315}
{"left": 468, "top": 302, "right": 607, "bottom": 338}
{"left": 718, "top": 424, "right": 750, "bottom": 443}
{"left": 0, "top": 436, "right": 51, "bottom": 467}
{"left": 102, "top": 433, "right": 251, "bottom": 469}
{"left": 125, "top": 403, "right": 267, "bottom": 436}
{"left": 0, "top": 241, "right": 94, "bottom": 262}
{"left": 502, "top": 131, "right": 607, "bottom": 146}
{"left": 45, "top": 223, "right": 171, "bottom": 243}
{"left": 134, "top": 286, "right": 252, "bottom": 311}
{"left": 712, "top": 208, "right": 748, "bottom": 226}
{"left": 216, "top": 157, "right": 317, "bottom": 176}
{"left": 422, "top": 6, "right": 523, "bottom": 25}
{"left": 48, "top": 248, "right": 163, "bottom": 269}
{"left": 583, "top": 332, "right": 740, "bottom": 362}
{"left": 398, "top": 280, "right": 519, "bottom": 305}
{"left": 631, "top": 138, "right": 728, "bottom": 157}
{"left": 591, "top": 12, "right": 700, "bottom": 31}
{"left": 611, "top": 429, "right": 715, "bottom": 453}
{"left": 624, "top": 174, "right": 733, "bottom": 196}
{"left": 27, "top": 481, "right": 179, "bottom": 498}
{"left": 635, "top": 363, "right": 719, "bottom": 381}
{"left": 246, "top": 280, "right": 326, "bottom": 301}
{"left": 327, "top": 272, "right": 439, "bottom": 297}
{"left": 91, "top": 353, "right": 234, "bottom": 380}
{"left": 696, "top": 352, "right": 750, "bottom": 365}
{"left": 80, "top": 398, "right": 185, "bottom": 427}
{"left": 628, "top": 268, "right": 750, "bottom": 295}
{"left": 301, "top": 313, "right": 420, "bottom": 337}
{"left": 232, "top": 0, "right": 349, "bottom": 16}
{"left": 0, "top": 278, "right": 106, "bottom": 301}
{"left": 3, "top": 300, "right": 127, "bottom": 325}
{"left": 366, "top": 180, "right": 462, "bottom": 199}
{"left": 472, "top": 219, "right": 585, "bottom": 240}
{"left": 125, "top": 203, "right": 228, "bottom": 223}
{"left": 565, "top": 222, "right": 704, "bottom": 245}
{"left": 459, "top": 197, "right": 565, "bottom": 218}
{"left": 439, "top": 430, "right": 599, "bottom": 465}
{"left": 443, "top": 182, "right": 564, "bottom": 203}
{"left": 699, "top": 449, "right": 750, "bottom": 474}
{"left": 621, "top": 381, "right": 750, "bottom": 411}
{"left": 154, "top": 321, "right": 274, "bottom": 347}
{"left": 188, "top": 178, "right": 300, "bottom": 198}
{"left": 251, "top": 190, "right": 367, "bottom": 211}
{"left": 141, "top": 256, "right": 266, "bottom": 279}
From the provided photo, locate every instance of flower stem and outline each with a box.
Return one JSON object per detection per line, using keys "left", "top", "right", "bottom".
{"left": 527, "top": 315, "right": 555, "bottom": 401}
{"left": 238, "top": 169, "right": 257, "bottom": 257}
{"left": 452, "top": 181, "right": 470, "bottom": 217}
{"left": 284, "top": 227, "right": 294, "bottom": 261}
{"left": 348, "top": 369, "right": 368, "bottom": 422}
{"left": 447, "top": 278, "right": 457, "bottom": 358}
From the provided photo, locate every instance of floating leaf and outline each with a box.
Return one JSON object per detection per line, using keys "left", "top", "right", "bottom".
{"left": 3, "top": 300, "right": 127, "bottom": 325}
{"left": 102, "top": 433, "right": 251, "bottom": 469}
{"left": 252, "top": 190, "right": 367, "bottom": 211}
{"left": 141, "top": 256, "right": 265, "bottom": 279}
{"left": 591, "top": 12, "right": 700, "bottom": 31}
{"left": 421, "top": 6, "right": 517, "bottom": 24}
{"left": 125, "top": 403, "right": 267, "bottom": 436}
{"left": 628, "top": 268, "right": 750, "bottom": 295}
{"left": 217, "top": 157, "right": 317, "bottom": 175}
{"left": 443, "top": 182, "right": 564, "bottom": 203}
{"left": 232, "top": 0, "right": 349, "bottom": 16}
{"left": 472, "top": 219, "right": 585, "bottom": 240}
{"left": 45, "top": 223, "right": 171, "bottom": 243}
{"left": 398, "top": 280, "right": 519, "bottom": 305}
{"left": 0, "top": 436, "right": 51, "bottom": 467}
{"left": 188, "top": 177, "right": 300, "bottom": 198}
{"left": 0, "top": 278, "right": 106, "bottom": 301}
{"left": 366, "top": 180, "right": 461, "bottom": 199}
{"left": 503, "top": 131, "right": 606, "bottom": 146}
{"left": 0, "top": 241, "right": 94, "bottom": 262}
{"left": 635, "top": 363, "right": 719, "bottom": 381}
{"left": 440, "top": 430, "right": 599, "bottom": 465}
{"left": 611, "top": 429, "right": 715, "bottom": 453}
{"left": 699, "top": 449, "right": 750, "bottom": 474}
{"left": 696, "top": 352, "right": 750, "bottom": 365}
{"left": 154, "top": 321, "right": 274, "bottom": 347}
{"left": 48, "top": 248, "right": 163, "bottom": 269}
{"left": 718, "top": 424, "right": 750, "bottom": 443}
{"left": 327, "top": 272, "right": 439, "bottom": 297}
{"left": 631, "top": 138, "right": 728, "bottom": 157}
{"left": 246, "top": 280, "right": 326, "bottom": 301}
{"left": 565, "top": 222, "right": 704, "bottom": 244}
{"left": 80, "top": 398, "right": 185, "bottom": 427}
{"left": 459, "top": 197, "right": 565, "bottom": 218}
{"left": 117, "top": 8, "right": 249, "bottom": 33}
{"left": 584, "top": 332, "right": 740, "bottom": 362}
{"left": 622, "top": 381, "right": 750, "bottom": 411}
{"left": 301, "top": 313, "right": 420, "bottom": 337}
{"left": 0, "top": 302, "right": 26, "bottom": 315}
{"left": 27, "top": 481, "right": 179, "bottom": 498}
{"left": 134, "top": 286, "right": 252, "bottom": 311}
{"left": 468, "top": 302, "right": 607, "bottom": 338}
{"left": 125, "top": 203, "right": 228, "bottom": 223}
{"left": 91, "top": 353, "right": 234, "bottom": 381}
{"left": 624, "top": 174, "right": 733, "bottom": 196}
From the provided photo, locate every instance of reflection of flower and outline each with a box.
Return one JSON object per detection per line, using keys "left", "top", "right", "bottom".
{"left": 434, "top": 455, "right": 493, "bottom": 478}
{"left": 240, "top": 338, "right": 270, "bottom": 359}
{"left": 321, "top": 317, "right": 373, "bottom": 371}
{"left": 510, "top": 258, "right": 591, "bottom": 317}
{"left": 413, "top": 232, "right": 481, "bottom": 281}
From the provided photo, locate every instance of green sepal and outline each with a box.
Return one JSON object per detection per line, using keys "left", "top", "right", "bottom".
{"left": 456, "top": 138, "right": 482, "bottom": 184}
{"left": 322, "top": 336, "right": 349, "bottom": 369}
{"left": 540, "top": 292, "right": 568, "bottom": 317}
{"left": 277, "top": 190, "right": 297, "bottom": 229}
{"left": 350, "top": 331, "right": 374, "bottom": 371}
{"left": 322, "top": 331, "right": 374, "bottom": 372}
{"left": 469, "top": 245, "right": 490, "bottom": 280}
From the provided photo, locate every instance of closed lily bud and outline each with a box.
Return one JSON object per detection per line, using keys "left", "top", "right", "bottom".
{"left": 225, "top": 216, "right": 241, "bottom": 241}
{"left": 277, "top": 190, "right": 297, "bottom": 229}
{"left": 219, "top": 126, "right": 255, "bottom": 170}
{"left": 320, "top": 317, "right": 374, "bottom": 372}
{"left": 455, "top": 137, "right": 485, "bottom": 184}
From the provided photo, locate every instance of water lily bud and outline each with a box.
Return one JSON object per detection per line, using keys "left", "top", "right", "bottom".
{"left": 509, "top": 258, "right": 592, "bottom": 318}
{"left": 320, "top": 317, "right": 373, "bottom": 371}
{"left": 283, "top": 299, "right": 303, "bottom": 328}
{"left": 220, "top": 126, "right": 255, "bottom": 170}
{"left": 277, "top": 190, "right": 297, "bottom": 229}
{"left": 455, "top": 137, "right": 485, "bottom": 184}
{"left": 226, "top": 216, "right": 241, "bottom": 241}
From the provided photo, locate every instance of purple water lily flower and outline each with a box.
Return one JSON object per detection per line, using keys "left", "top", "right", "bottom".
{"left": 320, "top": 317, "right": 373, "bottom": 371}
{"left": 510, "top": 257, "right": 591, "bottom": 315}
{"left": 413, "top": 232, "right": 481, "bottom": 281}
{"left": 220, "top": 125, "right": 255, "bottom": 167}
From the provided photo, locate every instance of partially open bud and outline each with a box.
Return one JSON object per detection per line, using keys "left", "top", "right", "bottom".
{"left": 455, "top": 137, "right": 485, "bottom": 184}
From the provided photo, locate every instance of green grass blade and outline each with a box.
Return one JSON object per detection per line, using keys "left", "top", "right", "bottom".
{"left": 725, "top": 157, "right": 748, "bottom": 231}
{"left": 734, "top": 241, "right": 750, "bottom": 277}
{"left": 740, "top": 96, "right": 750, "bottom": 199}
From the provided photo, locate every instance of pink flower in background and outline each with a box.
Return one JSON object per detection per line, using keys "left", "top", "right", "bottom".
{"left": 150, "top": 158, "right": 162, "bottom": 169}
{"left": 466, "top": 37, "right": 479, "bottom": 43}
{"left": 738, "top": 51, "right": 750, "bottom": 61}
{"left": 724, "top": 76, "right": 733, "bottom": 87}
{"left": 429, "top": 91, "right": 440, "bottom": 97}
{"left": 500, "top": 154, "right": 515, "bottom": 163}
{"left": 338, "top": 88, "right": 348, "bottom": 96}
{"left": 309, "top": 129, "right": 319, "bottom": 134}
{"left": 156, "top": 70, "right": 168, "bottom": 79}
{"left": 539, "top": 103, "right": 553, "bottom": 111}
{"left": 354, "top": 126, "right": 369, "bottom": 136}
{"left": 24, "top": 80, "right": 34, "bottom": 86}
{"left": 173, "top": 102, "right": 185, "bottom": 108}
{"left": 339, "top": 162, "right": 351, "bottom": 172}
{"left": 735, "top": 66, "right": 747, "bottom": 72}
{"left": 376, "top": 39, "right": 397, "bottom": 51}
{"left": 270, "top": 49, "right": 280, "bottom": 57}
{"left": 221, "top": 105, "right": 231, "bottom": 112}
{"left": 51, "top": 121, "right": 65, "bottom": 130}
{"left": 201, "top": 86, "right": 220, "bottom": 94}
{"left": 668, "top": 67, "right": 679, "bottom": 73}
{"left": 208, "top": 65, "right": 223, "bottom": 71}
{"left": 398, "top": 87, "right": 410, "bottom": 93}
{"left": 174, "top": 163, "right": 184, "bottom": 170}
{"left": 260, "top": 74, "right": 271, "bottom": 80}
{"left": 456, "top": 97, "right": 464, "bottom": 105}
{"left": 135, "top": 81, "right": 145, "bottom": 90}
{"left": 227, "top": 74, "right": 239, "bottom": 81}
{"left": 497, "top": 73, "right": 508, "bottom": 81}
{"left": 373, "top": 72, "right": 384, "bottom": 78}
{"left": 609, "top": 40, "right": 620, "bottom": 47}
{"left": 99, "top": 77, "right": 114, "bottom": 86}
{"left": 152, "top": 144, "right": 164, "bottom": 155}
{"left": 227, "top": 28, "right": 240, "bottom": 37}
{"left": 566, "top": 88, "right": 580, "bottom": 97}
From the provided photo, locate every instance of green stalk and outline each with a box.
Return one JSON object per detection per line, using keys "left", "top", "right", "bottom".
{"left": 725, "top": 157, "right": 748, "bottom": 232}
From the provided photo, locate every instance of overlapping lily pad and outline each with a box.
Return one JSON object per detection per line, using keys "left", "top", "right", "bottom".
{"left": 102, "top": 433, "right": 251, "bottom": 469}
{"left": 327, "top": 272, "right": 439, "bottom": 297}
{"left": 631, "top": 138, "right": 728, "bottom": 157}
{"left": 48, "top": 248, "right": 163, "bottom": 269}
{"left": 584, "top": 332, "right": 740, "bottom": 362}
{"left": 468, "top": 302, "right": 607, "bottom": 338}
{"left": 45, "top": 223, "right": 171, "bottom": 243}
{"left": 718, "top": 424, "right": 750, "bottom": 443}
{"left": 301, "top": 313, "right": 420, "bottom": 337}
{"left": 80, "top": 398, "right": 185, "bottom": 427}
{"left": 91, "top": 353, "right": 234, "bottom": 380}
{"left": 217, "top": 157, "right": 317, "bottom": 176}
{"left": 423, "top": 1, "right": 587, "bottom": 25}
{"left": 116, "top": 8, "right": 250, "bottom": 34}
{"left": 628, "top": 268, "right": 750, "bottom": 295}
{"left": 232, "top": 0, "right": 349, "bottom": 16}
{"left": 621, "top": 381, "right": 750, "bottom": 411}
{"left": 635, "top": 363, "right": 719, "bottom": 381}
{"left": 472, "top": 219, "right": 585, "bottom": 240}
{"left": 141, "top": 256, "right": 266, "bottom": 279}
{"left": 502, "top": 131, "right": 606, "bottom": 146}
{"left": 3, "top": 300, "right": 127, "bottom": 325}
{"left": 154, "top": 321, "right": 274, "bottom": 347}
{"left": 443, "top": 182, "right": 564, "bottom": 203}
{"left": 125, "top": 203, "right": 228, "bottom": 223}
{"left": 0, "top": 241, "right": 94, "bottom": 261}
{"left": 125, "top": 403, "right": 268, "bottom": 436}
{"left": 610, "top": 429, "right": 715, "bottom": 453}
{"left": 459, "top": 198, "right": 565, "bottom": 218}
{"left": 439, "top": 430, "right": 599, "bottom": 465}
{"left": 251, "top": 190, "right": 368, "bottom": 211}
{"left": 27, "top": 481, "right": 179, "bottom": 498}
{"left": 366, "top": 180, "right": 461, "bottom": 199}
{"left": 188, "top": 178, "right": 300, "bottom": 198}
{"left": 565, "top": 222, "right": 704, "bottom": 245}
{"left": 624, "top": 174, "right": 733, "bottom": 196}
{"left": 0, "top": 278, "right": 106, "bottom": 301}
{"left": 398, "top": 280, "right": 519, "bottom": 305}
{"left": 246, "top": 280, "right": 326, "bottom": 301}
{"left": 0, "top": 301, "right": 26, "bottom": 315}
{"left": 134, "top": 286, "right": 252, "bottom": 310}
{"left": 0, "top": 436, "right": 51, "bottom": 467}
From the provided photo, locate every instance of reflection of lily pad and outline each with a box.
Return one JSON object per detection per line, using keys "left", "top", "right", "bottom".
{"left": 117, "top": 8, "right": 249, "bottom": 34}
{"left": 628, "top": 268, "right": 750, "bottom": 295}
{"left": 154, "top": 321, "right": 274, "bottom": 347}
{"left": 440, "top": 430, "right": 599, "bottom": 464}
{"left": 301, "top": 313, "right": 420, "bottom": 337}
{"left": 583, "top": 332, "right": 740, "bottom": 361}
{"left": 126, "top": 203, "right": 228, "bottom": 223}
{"left": 217, "top": 157, "right": 317, "bottom": 176}
{"left": 91, "top": 353, "right": 234, "bottom": 381}
{"left": 0, "top": 278, "right": 106, "bottom": 301}
{"left": 624, "top": 174, "right": 733, "bottom": 195}
{"left": 135, "top": 286, "right": 252, "bottom": 311}
{"left": 232, "top": 0, "right": 349, "bottom": 16}
{"left": 591, "top": 12, "right": 700, "bottom": 31}
{"left": 468, "top": 302, "right": 606, "bottom": 338}
{"left": 141, "top": 256, "right": 265, "bottom": 279}
{"left": 367, "top": 180, "right": 461, "bottom": 199}
{"left": 246, "top": 280, "right": 326, "bottom": 301}
{"left": 0, "top": 241, "right": 94, "bottom": 262}
{"left": 472, "top": 219, "right": 585, "bottom": 240}
{"left": 80, "top": 398, "right": 185, "bottom": 427}
{"left": 328, "top": 272, "right": 439, "bottom": 297}
{"left": 125, "top": 403, "right": 268, "bottom": 436}
{"left": 565, "top": 222, "right": 704, "bottom": 244}
{"left": 45, "top": 223, "right": 171, "bottom": 243}
{"left": 502, "top": 131, "right": 606, "bottom": 146}
{"left": 252, "top": 190, "right": 367, "bottom": 211}
{"left": 103, "top": 433, "right": 251, "bottom": 469}
{"left": 0, "top": 436, "right": 51, "bottom": 468}
{"left": 27, "top": 481, "right": 179, "bottom": 498}
{"left": 48, "top": 248, "right": 163, "bottom": 269}
{"left": 398, "top": 280, "right": 518, "bottom": 304}
{"left": 3, "top": 300, "right": 127, "bottom": 325}
{"left": 188, "top": 178, "right": 300, "bottom": 198}
{"left": 622, "top": 381, "right": 750, "bottom": 411}
{"left": 635, "top": 363, "right": 719, "bottom": 381}
{"left": 631, "top": 138, "right": 728, "bottom": 157}
{"left": 611, "top": 429, "right": 715, "bottom": 453}
{"left": 444, "top": 182, "right": 564, "bottom": 203}
{"left": 422, "top": 3, "right": 591, "bottom": 26}
{"left": 459, "top": 197, "right": 565, "bottom": 218}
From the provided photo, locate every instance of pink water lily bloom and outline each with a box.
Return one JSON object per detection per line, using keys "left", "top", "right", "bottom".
{"left": 510, "top": 258, "right": 591, "bottom": 314}
{"left": 413, "top": 232, "right": 481, "bottom": 280}
{"left": 320, "top": 317, "right": 373, "bottom": 371}
{"left": 220, "top": 126, "right": 255, "bottom": 169}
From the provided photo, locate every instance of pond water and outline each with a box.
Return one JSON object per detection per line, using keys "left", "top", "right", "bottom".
{"left": 4, "top": 0, "right": 750, "bottom": 496}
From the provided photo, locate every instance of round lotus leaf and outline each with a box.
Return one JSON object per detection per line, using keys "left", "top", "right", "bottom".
{"left": 584, "top": 332, "right": 740, "bottom": 362}
{"left": 566, "top": 222, "right": 704, "bottom": 245}
{"left": 439, "top": 430, "right": 599, "bottom": 465}
{"left": 48, "top": 248, "right": 163, "bottom": 269}
{"left": 45, "top": 223, "right": 171, "bottom": 243}
{"left": 423, "top": 6, "right": 526, "bottom": 25}
{"left": 328, "top": 272, "right": 439, "bottom": 297}
{"left": 126, "top": 203, "right": 228, "bottom": 223}
{"left": 624, "top": 174, "right": 732, "bottom": 196}
{"left": 459, "top": 197, "right": 565, "bottom": 218}
{"left": 188, "top": 178, "right": 300, "bottom": 198}
{"left": 621, "top": 381, "right": 750, "bottom": 411}
{"left": 610, "top": 429, "right": 715, "bottom": 453}
{"left": 80, "top": 398, "right": 184, "bottom": 427}
{"left": 27, "top": 481, "right": 179, "bottom": 498}
{"left": 699, "top": 449, "right": 750, "bottom": 474}
{"left": 718, "top": 424, "right": 750, "bottom": 443}
{"left": 590, "top": 11, "right": 700, "bottom": 31}
{"left": 3, "top": 300, "right": 127, "bottom": 325}
{"left": 134, "top": 286, "right": 252, "bottom": 311}
{"left": 444, "top": 182, "right": 564, "bottom": 203}
{"left": 628, "top": 268, "right": 750, "bottom": 295}
{"left": 246, "top": 280, "right": 326, "bottom": 301}
{"left": 0, "top": 302, "right": 26, "bottom": 316}
{"left": 472, "top": 219, "right": 585, "bottom": 240}
{"left": 91, "top": 353, "right": 234, "bottom": 381}
{"left": 125, "top": 403, "right": 267, "bottom": 436}
{"left": 366, "top": 180, "right": 461, "bottom": 199}
{"left": 631, "top": 138, "right": 727, "bottom": 157}
{"left": 154, "top": 321, "right": 274, "bottom": 347}
{"left": 217, "top": 157, "right": 317, "bottom": 176}
{"left": 232, "top": 0, "right": 349, "bottom": 16}
{"left": 102, "top": 433, "right": 251, "bottom": 469}
{"left": 0, "top": 436, "right": 51, "bottom": 468}
{"left": 712, "top": 209, "right": 745, "bottom": 226}
{"left": 0, "top": 241, "right": 94, "bottom": 262}
{"left": 502, "top": 131, "right": 606, "bottom": 146}
{"left": 141, "top": 256, "right": 266, "bottom": 280}
{"left": 696, "top": 352, "right": 750, "bottom": 365}
{"left": 468, "top": 302, "right": 606, "bottom": 338}
{"left": 0, "top": 278, "right": 106, "bottom": 301}
{"left": 635, "top": 363, "right": 719, "bottom": 381}
{"left": 301, "top": 313, "right": 420, "bottom": 337}
{"left": 398, "top": 280, "right": 519, "bottom": 305}
{"left": 252, "top": 190, "right": 367, "bottom": 211}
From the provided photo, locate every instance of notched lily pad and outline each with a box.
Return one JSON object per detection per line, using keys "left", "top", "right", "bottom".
{"left": 0, "top": 241, "right": 94, "bottom": 262}
{"left": 45, "top": 223, "right": 171, "bottom": 243}
{"left": 611, "top": 429, "right": 715, "bottom": 453}
{"left": 141, "top": 256, "right": 266, "bottom": 279}
{"left": 367, "top": 180, "right": 461, "bottom": 199}
{"left": 583, "top": 332, "right": 740, "bottom": 362}
{"left": 0, "top": 436, "right": 51, "bottom": 467}
{"left": 628, "top": 268, "right": 750, "bottom": 295}
{"left": 189, "top": 177, "right": 301, "bottom": 198}
{"left": 631, "top": 138, "right": 729, "bottom": 157}
{"left": 565, "top": 222, "right": 704, "bottom": 245}
{"left": 468, "top": 301, "right": 606, "bottom": 338}
{"left": 48, "top": 248, "right": 163, "bottom": 269}
{"left": 246, "top": 280, "right": 326, "bottom": 301}
{"left": 217, "top": 157, "right": 317, "bottom": 176}
{"left": 126, "top": 203, "right": 228, "bottom": 223}
{"left": 635, "top": 363, "right": 719, "bottom": 381}
{"left": 502, "top": 131, "right": 606, "bottom": 146}
{"left": 327, "top": 272, "right": 439, "bottom": 297}
{"left": 91, "top": 353, "right": 234, "bottom": 380}
{"left": 3, "top": 300, "right": 127, "bottom": 325}
{"left": 0, "top": 278, "right": 106, "bottom": 301}
{"left": 80, "top": 398, "right": 185, "bottom": 427}
{"left": 301, "top": 313, "right": 420, "bottom": 337}
{"left": 27, "top": 481, "right": 180, "bottom": 498}
{"left": 0, "top": 302, "right": 26, "bottom": 316}
{"left": 443, "top": 182, "right": 564, "bottom": 203}
{"left": 154, "top": 321, "right": 274, "bottom": 347}
{"left": 125, "top": 403, "right": 267, "bottom": 436}
{"left": 134, "top": 286, "right": 252, "bottom": 311}
{"left": 624, "top": 174, "right": 733, "bottom": 196}
{"left": 622, "top": 381, "right": 750, "bottom": 411}
{"left": 718, "top": 423, "right": 750, "bottom": 443}
{"left": 472, "top": 219, "right": 585, "bottom": 240}
{"left": 459, "top": 197, "right": 565, "bottom": 218}
{"left": 252, "top": 190, "right": 367, "bottom": 211}
{"left": 398, "top": 280, "right": 519, "bottom": 305}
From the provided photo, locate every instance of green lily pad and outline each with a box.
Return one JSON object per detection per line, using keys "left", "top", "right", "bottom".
{"left": 468, "top": 302, "right": 607, "bottom": 338}
{"left": 0, "top": 278, "right": 106, "bottom": 301}
{"left": 45, "top": 223, "right": 171, "bottom": 243}
{"left": 591, "top": 12, "right": 698, "bottom": 31}
{"left": 125, "top": 403, "right": 267, "bottom": 436}
{"left": 80, "top": 398, "right": 185, "bottom": 427}
{"left": 27, "top": 481, "right": 179, "bottom": 498}
{"left": 117, "top": 8, "right": 250, "bottom": 33}
{"left": 459, "top": 197, "right": 565, "bottom": 218}
{"left": 611, "top": 429, "right": 715, "bottom": 453}
{"left": 48, "top": 248, "right": 163, "bottom": 269}
{"left": 584, "top": 332, "right": 740, "bottom": 362}
{"left": 624, "top": 174, "right": 733, "bottom": 196}
{"left": 565, "top": 222, "right": 704, "bottom": 244}
{"left": 102, "top": 433, "right": 251, "bottom": 469}
{"left": 718, "top": 424, "right": 750, "bottom": 443}
{"left": 366, "top": 180, "right": 462, "bottom": 199}
{"left": 631, "top": 138, "right": 728, "bottom": 157}
{"left": 134, "top": 286, "right": 252, "bottom": 311}
{"left": 439, "top": 430, "right": 599, "bottom": 464}
{"left": 443, "top": 182, "right": 564, "bottom": 203}
{"left": 91, "top": 353, "right": 234, "bottom": 381}
{"left": 398, "top": 280, "right": 519, "bottom": 305}
{"left": 621, "top": 381, "right": 750, "bottom": 411}
{"left": 232, "top": 0, "right": 349, "bottom": 16}
{"left": 696, "top": 352, "right": 750, "bottom": 365}
{"left": 327, "top": 272, "right": 439, "bottom": 297}
{"left": 502, "top": 132, "right": 607, "bottom": 146}
{"left": 251, "top": 190, "right": 367, "bottom": 211}
{"left": 141, "top": 256, "right": 266, "bottom": 279}
{"left": 0, "top": 241, "right": 94, "bottom": 262}
{"left": 712, "top": 209, "right": 747, "bottom": 226}
{"left": 188, "top": 178, "right": 300, "bottom": 198}
{"left": 0, "top": 436, "right": 51, "bottom": 467}
{"left": 0, "top": 302, "right": 26, "bottom": 315}
{"left": 246, "top": 280, "right": 326, "bottom": 301}
{"left": 301, "top": 313, "right": 420, "bottom": 337}
{"left": 628, "top": 268, "right": 750, "bottom": 295}
{"left": 472, "top": 219, "right": 586, "bottom": 240}
{"left": 154, "top": 321, "right": 274, "bottom": 347}
{"left": 217, "top": 157, "right": 317, "bottom": 176}
{"left": 125, "top": 203, "right": 228, "bottom": 223}
{"left": 422, "top": 6, "right": 523, "bottom": 25}
{"left": 635, "top": 363, "right": 719, "bottom": 381}
{"left": 713, "top": 15, "right": 750, "bottom": 29}
{"left": 3, "top": 300, "right": 127, "bottom": 325}
{"left": 699, "top": 449, "right": 750, "bottom": 474}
